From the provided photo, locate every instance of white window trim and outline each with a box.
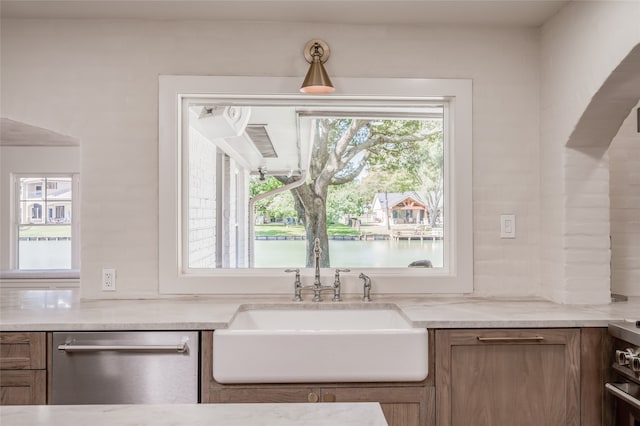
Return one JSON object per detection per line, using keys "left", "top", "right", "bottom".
{"left": 3, "top": 173, "right": 81, "bottom": 282}
{"left": 159, "top": 76, "right": 472, "bottom": 295}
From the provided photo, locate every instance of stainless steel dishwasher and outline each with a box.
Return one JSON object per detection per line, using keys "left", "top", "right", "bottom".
{"left": 51, "top": 331, "right": 199, "bottom": 404}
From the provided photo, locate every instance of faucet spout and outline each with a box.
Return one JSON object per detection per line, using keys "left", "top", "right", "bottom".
{"left": 289, "top": 243, "right": 346, "bottom": 303}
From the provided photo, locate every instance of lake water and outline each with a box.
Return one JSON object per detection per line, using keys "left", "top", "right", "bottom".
{"left": 255, "top": 239, "right": 444, "bottom": 268}
{"left": 18, "top": 239, "right": 444, "bottom": 270}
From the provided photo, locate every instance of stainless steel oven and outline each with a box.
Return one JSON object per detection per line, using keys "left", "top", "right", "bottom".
{"left": 608, "top": 321, "right": 640, "bottom": 426}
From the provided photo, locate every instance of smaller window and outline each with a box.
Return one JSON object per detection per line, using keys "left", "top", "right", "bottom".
{"left": 31, "top": 204, "right": 42, "bottom": 220}
{"left": 55, "top": 206, "right": 65, "bottom": 220}
{"left": 15, "top": 175, "right": 78, "bottom": 271}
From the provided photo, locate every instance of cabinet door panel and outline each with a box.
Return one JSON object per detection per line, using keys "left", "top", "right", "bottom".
{"left": 0, "top": 370, "right": 46, "bottom": 405}
{"left": 436, "top": 329, "right": 580, "bottom": 426}
{"left": 380, "top": 403, "right": 421, "bottom": 426}
{"left": 451, "top": 344, "right": 566, "bottom": 425}
{"left": 0, "top": 332, "right": 46, "bottom": 370}
{"left": 322, "top": 386, "right": 434, "bottom": 426}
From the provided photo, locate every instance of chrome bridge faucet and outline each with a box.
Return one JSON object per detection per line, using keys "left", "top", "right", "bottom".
{"left": 286, "top": 238, "right": 349, "bottom": 302}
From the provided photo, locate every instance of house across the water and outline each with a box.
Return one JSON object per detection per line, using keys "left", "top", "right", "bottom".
{"left": 371, "top": 192, "right": 427, "bottom": 226}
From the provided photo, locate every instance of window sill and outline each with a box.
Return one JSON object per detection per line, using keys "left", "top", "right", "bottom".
{"left": 0, "top": 270, "right": 80, "bottom": 288}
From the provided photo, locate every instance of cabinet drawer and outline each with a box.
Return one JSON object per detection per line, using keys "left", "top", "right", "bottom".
{"left": 0, "top": 332, "right": 46, "bottom": 370}
{"left": 0, "top": 370, "right": 46, "bottom": 405}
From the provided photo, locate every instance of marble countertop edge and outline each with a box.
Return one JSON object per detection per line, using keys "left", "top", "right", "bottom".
{"left": 1, "top": 290, "right": 638, "bottom": 331}
{"left": 0, "top": 402, "right": 388, "bottom": 426}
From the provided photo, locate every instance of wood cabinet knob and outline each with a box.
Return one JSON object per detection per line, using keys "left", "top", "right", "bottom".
{"left": 307, "top": 392, "right": 319, "bottom": 403}
{"left": 323, "top": 392, "right": 336, "bottom": 402}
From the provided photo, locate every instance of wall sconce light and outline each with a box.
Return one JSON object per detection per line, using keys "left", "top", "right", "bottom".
{"left": 300, "top": 39, "right": 334, "bottom": 94}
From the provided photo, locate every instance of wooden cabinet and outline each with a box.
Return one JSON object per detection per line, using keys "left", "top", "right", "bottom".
{"left": 320, "top": 386, "right": 434, "bottom": 426}
{"left": 580, "top": 328, "right": 611, "bottom": 426}
{"left": 204, "top": 383, "right": 432, "bottom": 426}
{"left": 0, "top": 332, "right": 47, "bottom": 405}
{"left": 201, "top": 330, "right": 435, "bottom": 426}
{"left": 0, "top": 370, "right": 46, "bottom": 405}
{"left": 435, "top": 328, "right": 581, "bottom": 426}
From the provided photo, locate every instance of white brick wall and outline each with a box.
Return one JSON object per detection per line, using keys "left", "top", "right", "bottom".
{"left": 609, "top": 102, "right": 640, "bottom": 296}
{"left": 563, "top": 147, "right": 611, "bottom": 302}
{"left": 187, "top": 128, "right": 217, "bottom": 269}
{"left": 540, "top": 1, "right": 640, "bottom": 304}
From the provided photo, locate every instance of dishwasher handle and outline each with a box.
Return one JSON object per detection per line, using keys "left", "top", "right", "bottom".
{"left": 58, "top": 336, "right": 189, "bottom": 353}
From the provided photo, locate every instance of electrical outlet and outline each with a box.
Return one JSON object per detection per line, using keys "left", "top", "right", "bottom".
{"left": 102, "top": 268, "right": 116, "bottom": 291}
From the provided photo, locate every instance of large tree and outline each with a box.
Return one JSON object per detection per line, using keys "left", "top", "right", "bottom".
{"left": 275, "top": 118, "right": 442, "bottom": 267}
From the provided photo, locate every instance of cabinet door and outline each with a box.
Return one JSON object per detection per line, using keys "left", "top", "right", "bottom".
{"left": 436, "top": 329, "right": 580, "bottom": 426}
{"left": 321, "top": 386, "right": 434, "bottom": 426}
{"left": 0, "top": 370, "right": 46, "bottom": 405}
{"left": 0, "top": 332, "right": 46, "bottom": 370}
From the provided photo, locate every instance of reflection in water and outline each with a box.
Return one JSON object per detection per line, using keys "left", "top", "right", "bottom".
{"left": 255, "top": 239, "right": 443, "bottom": 268}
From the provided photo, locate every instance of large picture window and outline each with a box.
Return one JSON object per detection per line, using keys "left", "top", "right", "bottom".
{"left": 185, "top": 106, "right": 445, "bottom": 270}
{"left": 159, "top": 76, "right": 472, "bottom": 294}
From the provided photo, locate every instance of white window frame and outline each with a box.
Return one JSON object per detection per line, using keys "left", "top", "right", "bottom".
{"left": 9, "top": 173, "right": 80, "bottom": 278}
{"left": 159, "top": 76, "right": 472, "bottom": 295}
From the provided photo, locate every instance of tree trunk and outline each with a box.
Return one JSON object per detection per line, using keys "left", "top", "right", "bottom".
{"left": 304, "top": 199, "right": 330, "bottom": 268}
{"left": 290, "top": 183, "right": 330, "bottom": 267}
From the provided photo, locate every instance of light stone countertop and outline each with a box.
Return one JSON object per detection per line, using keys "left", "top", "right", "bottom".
{"left": 0, "top": 402, "right": 388, "bottom": 426}
{"left": 0, "top": 289, "right": 638, "bottom": 331}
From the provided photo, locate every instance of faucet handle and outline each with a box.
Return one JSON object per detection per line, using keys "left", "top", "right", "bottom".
{"left": 333, "top": 268, "right": 350, "bottom": 283}
{"left": 331, "top": 269, "right": 349, "bottom": 303}
{"left": 285, "top": 268, "right": 301, "bottom": 284}
{"left": 286, "top": 268, "right": 303, "bottom": 302}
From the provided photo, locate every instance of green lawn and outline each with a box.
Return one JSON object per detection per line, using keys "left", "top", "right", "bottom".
{"left": 256, "top": 223, "right": 366, "bottom": 237}
{"left": 19, "top": 225, "right": 71, "bottom": 238}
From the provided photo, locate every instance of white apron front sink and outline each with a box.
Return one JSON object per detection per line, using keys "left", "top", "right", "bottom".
{"left": 212, "top": 305, "right": 428, "bottom": 384}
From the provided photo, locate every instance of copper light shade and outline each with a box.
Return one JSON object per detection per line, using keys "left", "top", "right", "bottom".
{"left": 300, "top": 39, "right": 334, "bottom": 94}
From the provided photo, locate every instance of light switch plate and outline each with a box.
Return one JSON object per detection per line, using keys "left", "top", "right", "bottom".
{"left": 500, "top": 214, "right": 516, "bottom": 238}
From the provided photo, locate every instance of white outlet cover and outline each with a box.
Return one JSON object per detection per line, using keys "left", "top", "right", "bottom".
{"left": 102, "top": 268, "right": 116, "bottom": 291}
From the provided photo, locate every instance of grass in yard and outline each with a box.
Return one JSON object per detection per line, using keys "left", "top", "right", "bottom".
{"left": 255, "top": 224, "right": 305, "bottom": 237}
{"left": 326, "top": 223, "right": 366, "bottom": 236}
{"left": 19, "top": 225, "right": 71, "bottom": 238}
{"left": 255, "top": 223, "right": 368, "bottom": 237}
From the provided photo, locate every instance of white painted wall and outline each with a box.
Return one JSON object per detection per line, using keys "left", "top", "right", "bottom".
{"left": 610, "top": 102, "right": 640, "bottom": 297}
{"left": 540, "top": 1, "right": 640, "bottom": 304}
{"left": 0, "top": 18, "right": 541, "bottom": 298}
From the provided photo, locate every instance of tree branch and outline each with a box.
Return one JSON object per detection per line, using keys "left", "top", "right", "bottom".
{"left": 330, "top": 154, "right": 369, "bottom": 185}
{"left": 367, "top": 127, "right": 441, "bottom": 146}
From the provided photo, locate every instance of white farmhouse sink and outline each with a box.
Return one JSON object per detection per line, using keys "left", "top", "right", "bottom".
{"left": 212, "top": 305, "right": 428, "bottom": 384}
